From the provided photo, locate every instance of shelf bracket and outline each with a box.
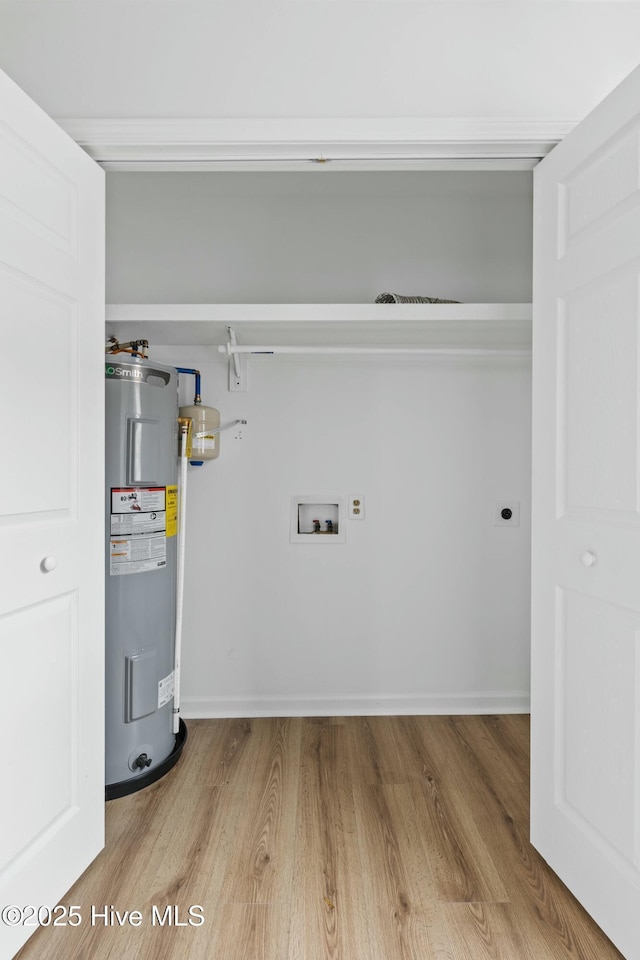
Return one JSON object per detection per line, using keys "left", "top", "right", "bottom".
{"left": 226, "top": 325, "right": 248, "bottom": 392}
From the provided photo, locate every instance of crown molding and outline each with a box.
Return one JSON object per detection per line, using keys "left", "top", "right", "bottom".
{"left": 58, "top": 117, "right": 575, "bottom": 170}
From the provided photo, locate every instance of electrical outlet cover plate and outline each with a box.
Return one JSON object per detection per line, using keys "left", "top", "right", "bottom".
{"left": 349, "top": 495, "right": 365, "bottom": 519}
{"left": 495, "top": 501, "right": 520, "bottom": 526}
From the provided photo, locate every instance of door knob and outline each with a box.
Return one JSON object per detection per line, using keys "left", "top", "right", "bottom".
{"left": 581, "top": 551, "right": 597, "bottom": 567}
{"left": 41, "top": 556, "right": 58, "bottom": 572}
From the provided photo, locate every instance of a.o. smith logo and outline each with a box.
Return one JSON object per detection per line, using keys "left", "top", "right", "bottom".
{"left": 105, "top": 363, "right": 170, "bottom": 385}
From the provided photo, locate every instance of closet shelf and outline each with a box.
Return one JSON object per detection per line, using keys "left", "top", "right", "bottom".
{"left": 105, "top": 303, "right": 532, "bottom": 352}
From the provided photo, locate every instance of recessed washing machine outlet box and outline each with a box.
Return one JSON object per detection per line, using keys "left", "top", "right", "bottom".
{"left": 290, "top": 495, "right": 346, "bottom": 543}
{"left": 495, "top": 501, "right": 520, "bottom": 527}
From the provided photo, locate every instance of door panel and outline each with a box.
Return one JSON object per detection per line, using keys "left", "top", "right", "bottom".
{"left": 560, "top": 589, "right": 639, "bottom": 862}
{"left": 0, "top": 68, "right": 104, "bottom": 960}
{"left": 0, "top": 268, "right": 78, "bottom": 519}
{"left": 561, "top": 275, "right": 640, "bottom": 517}
{"left": 532, "top": 62, "right": 640, "bottom": 960}
{"left": 2, "top": 593, "right": 79, "bottom": 867}
{"left": 0, "top": 115, "right": 78, "bottom": 257}
{"left": 561, "top": 129, "right": 640, "bottom": 246}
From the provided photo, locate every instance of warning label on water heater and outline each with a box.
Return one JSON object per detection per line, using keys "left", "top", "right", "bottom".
{"left": 110, "top": 487, "right": 168, "bottom": 575}
{"left": 111, "top": 487, "right": 166, "bottom": 516}
{"left": 165, "top": 485, "right": 178, "bottom": 538}
{"left": 158, "top": 670, "right": 175, "bottom": 708}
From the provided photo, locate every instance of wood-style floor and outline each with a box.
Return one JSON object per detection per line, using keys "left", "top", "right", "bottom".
{"left": 16, "top": 716, "right": 623, "bottom": 960}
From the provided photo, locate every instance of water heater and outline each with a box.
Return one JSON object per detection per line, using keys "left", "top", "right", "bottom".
{"left": 105, "top": 355, "right": 187, "bottom": 799}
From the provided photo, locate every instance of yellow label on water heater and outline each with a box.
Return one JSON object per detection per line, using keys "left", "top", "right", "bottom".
{"left": 166, "top": 485, "right": 178, "bottom": 538}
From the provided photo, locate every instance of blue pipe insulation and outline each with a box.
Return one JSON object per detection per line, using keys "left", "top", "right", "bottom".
{"left": 175, "top": 367, "right": 201, "bottom": 404}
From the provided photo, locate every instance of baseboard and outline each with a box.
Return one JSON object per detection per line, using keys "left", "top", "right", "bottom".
{"left": 180, "top": 691, "right": 530, "bottom": 719}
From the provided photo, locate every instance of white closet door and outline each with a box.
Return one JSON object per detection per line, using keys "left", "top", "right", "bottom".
{"left": 532, "top": 62, "right": 640, "bottom": 960}
{"left": 0, "top": 69, "right": 104, "bottom": 959}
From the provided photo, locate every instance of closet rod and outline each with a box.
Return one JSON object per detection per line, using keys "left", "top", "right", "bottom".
{"left": 218, "top": 345, "right": 531, "bottom": 358}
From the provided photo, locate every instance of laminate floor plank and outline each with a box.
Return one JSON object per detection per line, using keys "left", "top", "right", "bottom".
{"left": 349, "top": 782, "right": 433, "bottom": 960}
{"left": 356, "top": 781, "right": 455, "bottom": 960}
{"left": 392, "top": 718, "right": 509, "bottom": 903}
{"left": 346, "top": 715, "right": 413, "bottom": 785}
{"left": 443, "top": 901, "right": 546, "bottom": 960}
{"left": 14, "top": 715, "right": 624, "bottom": 960}
{"left": 198, "top": 717, "right": 263, "bottom": 789}
{"left": 202, "top": 903, "right": 292, "bottom": 960}
{"left": 435, "top": 718, "right": 625, "bottom": 960}
{"left": 288, "top": 720, "right": 372, "bottom": 960}
{"left": 448, "top": 716, "right": 530, "bottom": 796}
{"left": 217, "top": 717, "right": 301, "bottom": 906}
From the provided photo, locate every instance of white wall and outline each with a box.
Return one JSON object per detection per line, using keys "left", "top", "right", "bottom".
{"left": 106, "top": 171, "right": 533, "bottom": 303}
{"left": 107, "top": 166, "right": 533, "bottom": 715}
{"left": 152, "top": 347, "right": 532, "bottom": 716}
{"left": 1, "top": 2, "right": 640, "bottom": 123}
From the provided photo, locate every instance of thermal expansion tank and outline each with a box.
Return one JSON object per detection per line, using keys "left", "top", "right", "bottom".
{"left": 105, "top": 356, "right": 185, "bottom": 798}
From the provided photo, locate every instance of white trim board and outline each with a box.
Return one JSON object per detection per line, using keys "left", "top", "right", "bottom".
{"left": 58, "top": 117, "right": 574, "bottom": 170}
{"left": 181, "top": 692, "right": 531, "bottom": 719}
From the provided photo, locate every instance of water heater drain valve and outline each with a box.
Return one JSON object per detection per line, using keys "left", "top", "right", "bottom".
{"left": 134, "top": 753, "right": 153, "bottom": 770}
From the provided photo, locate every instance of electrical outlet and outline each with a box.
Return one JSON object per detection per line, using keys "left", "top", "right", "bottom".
{"left": 495, "top": 501, "right": 520, "bottom": 527}
{"left": 349, "top": 495, "right": 365, "bottom": 520}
